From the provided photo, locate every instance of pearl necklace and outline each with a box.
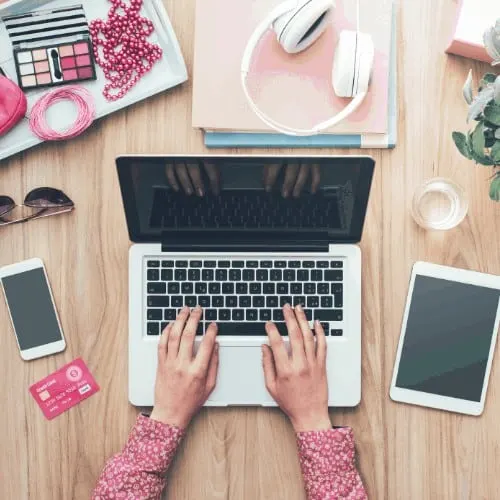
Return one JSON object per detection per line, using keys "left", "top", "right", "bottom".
{"left": 89, "top": 0, "right": 163, "bottom": 101}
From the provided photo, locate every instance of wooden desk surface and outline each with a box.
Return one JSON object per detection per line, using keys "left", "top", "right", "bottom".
{"left": 1, "top": 1, "right": 500, "bottom": 498}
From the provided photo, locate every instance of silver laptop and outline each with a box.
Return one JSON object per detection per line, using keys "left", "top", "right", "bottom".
{"left": 117, "top": 155, "right": 375, "bottom": 407}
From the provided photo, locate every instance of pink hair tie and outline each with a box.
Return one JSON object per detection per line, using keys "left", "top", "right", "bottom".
{"left": 29, "top": 85, "right": 96, "bottom": 141}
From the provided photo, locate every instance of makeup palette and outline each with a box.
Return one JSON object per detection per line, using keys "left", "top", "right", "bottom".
{"left": 2, "top": 4, "right": 97, "bottom": 91}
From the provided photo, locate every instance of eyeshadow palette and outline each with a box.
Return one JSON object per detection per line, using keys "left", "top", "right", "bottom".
{"left": 2, "top": 4, "right": 97, "bottom": 91}
{"left": 14, "top": 40, "right": 95, "bottom": 90}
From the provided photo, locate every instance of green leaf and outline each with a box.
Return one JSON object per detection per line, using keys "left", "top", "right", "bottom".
{"left": 489, "top": 174, "right": 500, "bottom": 202}
{"left": 495, "top": 129, "right": 500, "bottom": 139}
{"left": 491, "top": 141, "right": 500, "bottom": 162}
{"left": 483, "top": 104, "right": 500, "bottom": 125}
{"left": 479, "top": 73, "right": 498, "bottom": 88}
{"left": 452, "top": 132, "right": 472, "bottom": 159}
{"left": 471, "top": 122, "right": 485, "bottom": 155}
{"left": 471, "top": 150, "right": 495, "bottom": 165}
{"left": 463, "top": 70, "right": 473, "bottom": 104}
{"left": 495, "top": 75, "right": 500, "bottom": 104}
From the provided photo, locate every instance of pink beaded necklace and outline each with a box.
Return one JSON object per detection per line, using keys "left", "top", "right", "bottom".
{"left": 89, "top": 0, "right": 163, "bottom": 101}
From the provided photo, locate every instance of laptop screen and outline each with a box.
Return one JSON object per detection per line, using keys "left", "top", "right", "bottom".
{"left": 116, "top": 156, "right": 374, "bottom": 244}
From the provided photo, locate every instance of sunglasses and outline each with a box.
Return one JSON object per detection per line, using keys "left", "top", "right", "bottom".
{"left": 0, "top": 188, "right": 74, "bottom": 226}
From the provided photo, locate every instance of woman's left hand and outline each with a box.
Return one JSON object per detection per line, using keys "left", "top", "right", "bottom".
{"left": 150, "top": 306, "right": 219, "bottom": 428}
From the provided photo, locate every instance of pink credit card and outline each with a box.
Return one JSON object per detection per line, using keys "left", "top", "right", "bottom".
{"left": 29, "top": 358, "right": 99, "bottom": 420}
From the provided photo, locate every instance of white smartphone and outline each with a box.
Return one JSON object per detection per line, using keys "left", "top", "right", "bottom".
{"left": 0, "top": 258, "right": 66, "bottom": 360}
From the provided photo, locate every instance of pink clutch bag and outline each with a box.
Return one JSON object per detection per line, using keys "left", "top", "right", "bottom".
{"left": 0, "top": 75, "right": 27, "bottom": 136}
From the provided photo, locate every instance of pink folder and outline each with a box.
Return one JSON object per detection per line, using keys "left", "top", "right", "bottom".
{"left": 192, "top": 0, "right": 393, "bottom": 135}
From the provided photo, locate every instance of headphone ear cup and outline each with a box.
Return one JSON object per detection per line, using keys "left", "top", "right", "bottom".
{"left": 332, "top": 30, "right": 357, "bottom": 97}
{"left": 273, "top": 0, "right": 335, "bottom": 54}
{"left": 352, "top": 32, "right": 375, "bottom": 95}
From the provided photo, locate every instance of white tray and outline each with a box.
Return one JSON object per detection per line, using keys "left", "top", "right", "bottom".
{"left": 0, "top": 0, "right": 188, "bottom": 161}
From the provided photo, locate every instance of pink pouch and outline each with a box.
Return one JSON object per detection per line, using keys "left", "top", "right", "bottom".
{"left": 0, "top": 75, "right": 27, "bottom": 136}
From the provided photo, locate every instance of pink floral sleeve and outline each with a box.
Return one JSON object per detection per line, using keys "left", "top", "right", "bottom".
{"left": 92, "top": 414, "right": 184, "bottom": 500}
{"left": 297, "top": 427, "right": 367, "bottom": 500}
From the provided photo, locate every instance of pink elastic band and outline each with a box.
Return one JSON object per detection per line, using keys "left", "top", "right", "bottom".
{"left": 29, "top": 86, "right": 96, "bottom": 141}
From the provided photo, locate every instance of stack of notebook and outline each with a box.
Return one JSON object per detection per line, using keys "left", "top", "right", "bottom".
{"left": 192, "top": 0, "right": 397, "bottom": 149}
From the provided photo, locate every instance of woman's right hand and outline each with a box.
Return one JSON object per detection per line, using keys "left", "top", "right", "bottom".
{"left": 262, "top": 304, "right": 332, "bottom": 432}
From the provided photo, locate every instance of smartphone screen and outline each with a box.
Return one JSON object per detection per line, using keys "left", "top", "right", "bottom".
{"left": 1, "top": 268, "right": 63, "bottom": 350}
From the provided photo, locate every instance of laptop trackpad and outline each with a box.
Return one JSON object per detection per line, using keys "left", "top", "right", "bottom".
{"left": 207, "top": 346, "right": 275, "bottom": 405}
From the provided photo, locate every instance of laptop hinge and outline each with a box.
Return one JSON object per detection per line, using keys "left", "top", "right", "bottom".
{"left": 160, "top": 231, "right": 330, "bottom": 253}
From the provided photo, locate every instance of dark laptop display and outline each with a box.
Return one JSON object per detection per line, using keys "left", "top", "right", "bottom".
{"left": 117, "top": 156, "right": 374, "bottom": 246}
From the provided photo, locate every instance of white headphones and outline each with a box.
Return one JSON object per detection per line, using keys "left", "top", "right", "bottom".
{"left": 241, "top": 0, "right": 375, "bottom": 136}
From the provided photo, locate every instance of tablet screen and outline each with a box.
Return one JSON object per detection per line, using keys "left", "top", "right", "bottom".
{"left": 396, "top": 275, "right": 500, "bottom": 402}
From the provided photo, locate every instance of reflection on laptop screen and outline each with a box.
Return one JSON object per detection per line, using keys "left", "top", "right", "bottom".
{"left": 118, "top": 156, "right": 374, "bottom": 243}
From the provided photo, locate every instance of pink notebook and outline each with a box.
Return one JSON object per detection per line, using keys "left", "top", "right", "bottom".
{"left": 192, "top": 0, "right": 393, "bottom": 135}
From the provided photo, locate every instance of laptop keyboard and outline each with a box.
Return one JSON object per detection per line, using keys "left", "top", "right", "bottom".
{"left": 145, "top": 258, "right": 344, "bottom": 337}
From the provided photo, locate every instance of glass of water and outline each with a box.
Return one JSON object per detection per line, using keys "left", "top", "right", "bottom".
{"left": 411, "top": 178, "right": 468, "bottom": 230}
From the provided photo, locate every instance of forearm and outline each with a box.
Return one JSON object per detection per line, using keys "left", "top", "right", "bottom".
{"left": 92, "top": 414, "right": 184, "bottom": 500}
{"left": 297, "top": 427, "right": 367, "bottom": 500}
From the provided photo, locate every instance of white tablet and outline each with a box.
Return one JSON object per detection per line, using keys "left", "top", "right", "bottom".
{"left": 390, "top": 261, "right": 500, "bottom": 416}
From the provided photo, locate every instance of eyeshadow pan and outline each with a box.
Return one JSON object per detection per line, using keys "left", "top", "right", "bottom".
{"left": 59, "top": 45, "right": 74, "bottom": 57}
{"left": 63, "top": 69, "right": 78, "bottom": 80}
{"left": 76, "top": 55, "right": 90, "bottom": 66}
{"left": 61, "top": 57, "right": 76, "bottom": 69}
{"left": 17, "top": 51, "right": 32, "bottom": 63}
{"left": 21, "top": 75, "right": 36, "bottom": 87}
{"left": 34, "top": 61, "right": 49, "bottom": 73}
{"left": 33, "top": 49, "right": 47, "bottom": 61}
{"left": 19, "top": 63, "right": 34, "bottom": 76}
{"left": 36, "top": 72, "right": 51, "bottom": 84}
{"left": 74, "top": 42, "right": 89, "bottom": 55}
{"left": 77, "top": 67, "right": 93, "bottom": 79}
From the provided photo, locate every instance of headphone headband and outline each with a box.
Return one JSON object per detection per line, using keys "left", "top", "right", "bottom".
{"left": 241, "top": 0, "right": 368, "bottom": 137}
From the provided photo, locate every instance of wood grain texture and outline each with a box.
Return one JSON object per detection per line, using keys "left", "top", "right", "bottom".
{"left": 1, "top": 0, "right": 500, "bottom": 498}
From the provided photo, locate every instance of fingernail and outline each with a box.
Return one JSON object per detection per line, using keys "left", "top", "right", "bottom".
{"left": 283, "top": 303, "right": 290, "bottom": 309}
{"left": 315, "top": 320, "right": 320, "bottom": 326}
{"left": 210, "top": 322, "right": 217, "bottom": 328}
{"left": 197, "top": 188, "right": 204, "bottom": 197}
{"left": 195, "top": 305, "right": 202, "bottom": 312}
{"left": 296, "top": 304, "right": 303, "bottom": 311}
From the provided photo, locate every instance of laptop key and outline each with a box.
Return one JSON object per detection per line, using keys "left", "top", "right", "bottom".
{"left": 232, "top": 309, "right": 244, "bottom": 321}
{"left": 293, "top": 296, "right": 306, "bottom": 306}
{"left": 304, "top": 309, "right": 313, "bottom": 320}
{"left": 297, "top": 270, "right": 308, "bottom": 281}
{"left": 277, "top": 283, "right": 288, "bottom": 294}
{"left": 161, "top": 322, "right": 168, "bottom": 331}
{"left": 239, "top": 296, "right": 251, "bottom": 307}
{"left": 318, "top": 322, "right": 330, "bottom": 335}
{"left": 335, "top": 293, "right": 343, "bottom": 308}
{"left": 182, "top": 282, "right": 193, "bottom": 294}
{"left": 315, "top": 309, "right": 343, "bottom": 322}
{"left": 311, "top": 270, "right": 322, "bottom": 281}
{"left": 216, "top": 269, "right": 228, "bottom": 281}
{"left": 191, "top": 261, "right": 202, "bottom": 268}
{"left": 246, "top": 309, "right": 258, "bottom": 321}
{"left": 204, "top": 260, "right": 217, "bottom": 268}
{"left": 331, "top": 261, "right": 343, "bottom": 268}
{"left": 176, "top": 260, "right": 188, "bottom": 268}
{"left": 167, "top": 283, "right": 179, "bottom": 294}
{"left": 270, "top": 270, "right": 282, "bottom": 281}
{"left": 259, "top": 309, "right": 271, "bottom": 321}
{"left": 147, "top": 269, "right": 159, "bottom": 281}
{"left": 171, "top": 296, "right": 183, "bottom": 307}
{"left": 233, "top": 261, "right": 244, "bottom": 268}
{"left": 175, "top": 269, "right": 187, "bottom": 281}
{"left": 291, "top": 283, "right": 302, "bottom": 294}
{"left": 261, "top": 260, "right": 272, "bottom": 268}
{"left": 247, "top": 261, "right": 258, "bottom": 268}
{"left": 229, "top": 269, "right": 241, "bottom": 281}
{"left": 275, "top": 261, "right": 286, "bottom": 268}
{"left": 288, "top": 261, "right": 301, "bottom": 268}
{"left": 273, "top": 309, "right": 284, "bottom": 321}
{"left": 148, "top": 296, "right": 169, "bottom": 307}
{"left": 317, "top": 283, "right": 329, "bottom": 294}
{"left": 317, "top": 261, "right": 329, "bottom": 268}
{"left": 147, "top": 309, "right": 162, "bottom": 321}
{"left": 199, "top": 296, "right": 210, "bottom": 308}
{"left": 215, "top": 322, "right": 288, "bottom": 336}
{"left": 185, "top": 296, "right": 197, "bottom": 307}
{"left": 243, "top": 269, "right": 255, "bottom": 281}
{"left": 283, "top": 270, "right": 295, "bottom": 281}
{"left": 164, "top": 309, "right": 177, "bottom": 320}
{"left": 303, "top": 261, "right": 315, "bottom": 268}
{"left": 249, "top": 283, "right": 261, "bottom": 294}
{"left": 256, "top": 270, "right": 268, "bottom": 281}
{"left": 266, "top": 296, "right": 278, "bottom": 307}
{"left": 147, "top": 260, "right": 160, "bottom": 268}
{"left": 222, "top": 283, "right": 234, "bottom": 294}
{"left": 226, "top": 296, "right": 237, "bottom": 307}
{"left": 148, "top": 282, "right": 166, "bottom": 294}
{"left": 195, "top": 283, "right": 207, "bottom": 294}
{"left": 325, "top": 270, "right": 343, "bottom": 281}
{"left": 280, "top": 296, "right": 293, "bottom": 307}
{"left": 304, "top": 283, "right": 316, "bottom": 294}
{"left": 206, "top": 309, "right": 217, "bottom": 321}
{"left": 331, "top": 329, "right": 343, "bottom": 336}
{"left": 219, "top": 309, "right": 230, "bottom": 321}
{"left": 161, "top": 261, "right": 174, "bottom": 268}
{"left": 202, "top": 269, "right": 214, "bottom": 281}
{"left": 213, "top": 296, "right": 224, "bottom": 307}
{"left": 209, "top": 282, "right": 221, "bottom": 294}
{"left": 161, "top": 269, "right": 173, "bottom": 281}
{"left": 321, "top": 296, "right": 333, "bottom": 308}
{"left": 307, "top": 296, "right": 319, "bottom": 308}
{"left": 253, "top": 296, "right": 265, "bottom": 307}
{"left": 147, "top": 322, "right": 160, "bottom": 335}
{"left": 331, "top": 283, "right": 343, "bottom": 294}
{"left": 194, "top": 322, "right": 205, "bottom": 336}
{"left": 263, "top": 283, "right": 275, "bottom": 294}
{"left": 218, "top": 261, "right": 230, "bottom": 268}
{"left": 188, "top": 269, "right": 200, "bottom": 281}
{"left": 236, "top": 283, "right": 248, "bottom": 294}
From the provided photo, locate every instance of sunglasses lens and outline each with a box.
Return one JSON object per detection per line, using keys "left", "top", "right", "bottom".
{"left": 0, "top": 196, "right": 15, "bottom": 216}
{"left": 24, "top": 188, "right": 73, "bottom": 208}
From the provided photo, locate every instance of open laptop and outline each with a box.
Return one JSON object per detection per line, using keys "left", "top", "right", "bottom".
{"left": 117, "top": 155, "right": 375, "bottom": 407}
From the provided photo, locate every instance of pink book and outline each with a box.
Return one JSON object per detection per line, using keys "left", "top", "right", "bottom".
{"left": 192, "top": 0, "right": 393, "bottom": 135}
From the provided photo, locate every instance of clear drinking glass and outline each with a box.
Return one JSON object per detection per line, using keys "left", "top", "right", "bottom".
{"left": 411, "top": 178, "right": 468, "bottom": 230}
